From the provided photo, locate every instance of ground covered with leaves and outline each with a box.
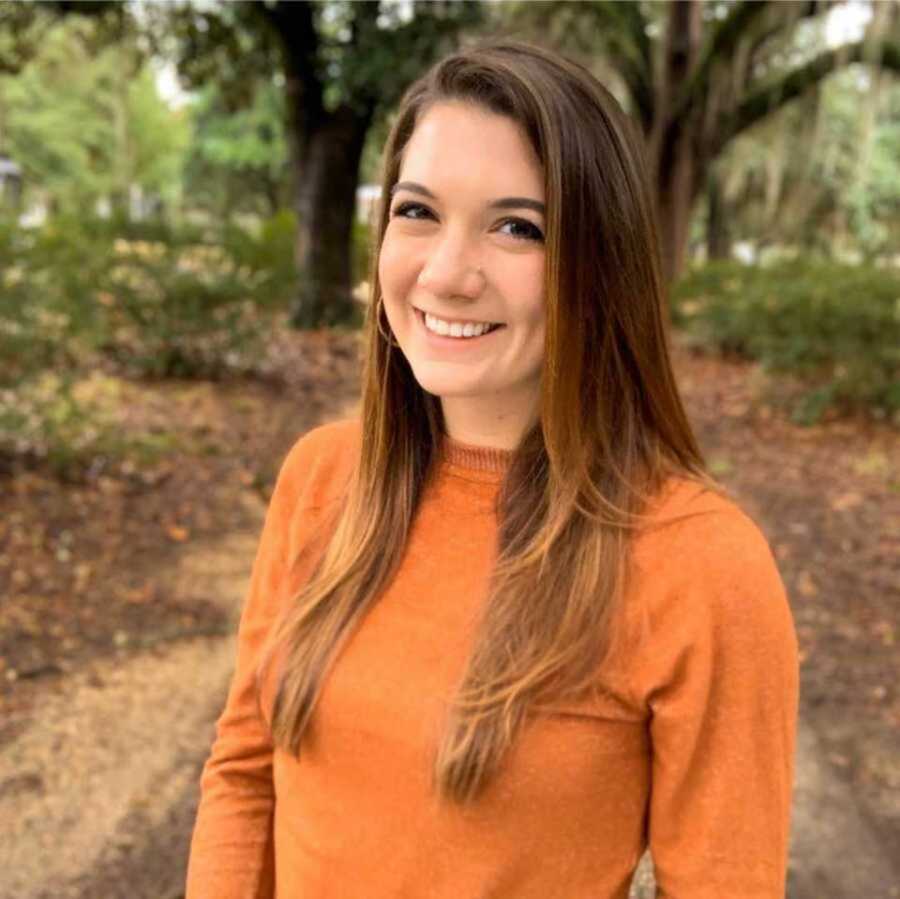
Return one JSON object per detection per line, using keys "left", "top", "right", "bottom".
{"left": 0, "top": 327, "right": 362, "bottom": 744}
{"left": 1, "top": 327, "right": 897, "bottom": 869}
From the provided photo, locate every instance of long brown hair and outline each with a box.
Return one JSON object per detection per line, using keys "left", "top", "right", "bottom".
{"left": 261, "top": 39, "right": 724, "bottom": 803}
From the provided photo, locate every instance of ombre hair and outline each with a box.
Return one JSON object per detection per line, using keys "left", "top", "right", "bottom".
{"left": 260, "top": 39, "right": 726, "bottom": 803}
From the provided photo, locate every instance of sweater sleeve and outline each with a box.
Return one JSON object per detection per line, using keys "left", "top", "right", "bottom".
{"left": 185, "top": 443, "right": 302, "bottom": 899}
{"left": 636, "top": 506, "right": 799, "bottom": 897}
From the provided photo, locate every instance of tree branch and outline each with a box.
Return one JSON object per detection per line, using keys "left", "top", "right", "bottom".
{"left": 719, "top": 38, "right": 900, "bottom": 152}
{"left": 350, "top": 0, "right": 381, "bottom": 49}
{"left": 671, "top": 0, "right": 773, "bottom": 126}
{"left": 672, "top": 0, "right": 835, "bottom": 128}
{"left": 252, "top": 0, "right": 323, "bottom": 130}
{"left": 601, "top": 1, "right": 655, "bottom": 130}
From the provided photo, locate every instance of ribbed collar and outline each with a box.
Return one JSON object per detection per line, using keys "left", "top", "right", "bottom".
{"left": 439, "top": 432, "right": 513, "bottom": 476}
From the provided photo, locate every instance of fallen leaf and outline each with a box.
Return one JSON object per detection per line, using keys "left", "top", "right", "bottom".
{"left": 796, "top": 570, "right": 818, "bottom": 598}
{"left": 166, "top": 524, "right": 190, "bottom": 542}
{"left": 830, "top": 491, "right": 863, "bottom": 512}
{"left": 123, "top": 583, "right": 155, "bottom": 604}
{"left": 74, "top": 563, "right": 92, "bottom": 593}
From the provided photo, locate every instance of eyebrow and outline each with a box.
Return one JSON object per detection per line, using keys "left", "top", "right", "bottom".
{"left": 390, "top": 181, "right": 545, "bottom": 216}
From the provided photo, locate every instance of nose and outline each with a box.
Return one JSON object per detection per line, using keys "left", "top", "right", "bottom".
{"left": 416, "top": 231, "right": 484, "bottom": 300}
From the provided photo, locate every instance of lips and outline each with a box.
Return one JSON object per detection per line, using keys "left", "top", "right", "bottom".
{"left": 414, "top": 307, "right": 504, "bottom": 329}
{"left": 413, "top": 307, "right": 505, "bottom": 344}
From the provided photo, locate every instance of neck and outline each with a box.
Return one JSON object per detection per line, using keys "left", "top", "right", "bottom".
{"left": 439, "top": 391, "right": 540, "bottom": 452}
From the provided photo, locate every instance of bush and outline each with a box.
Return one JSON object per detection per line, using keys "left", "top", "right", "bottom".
{"left": 222, "top": 208, "right": 298, "bottom": 301}
{"left": 0, "top": 212, "right": 298, "bottom": 472}
{"left": 0, "top": 216, "right": 110, "bottom": 385}
{"left": 671, "top": 258, "right": 900, "bottom": 424}
{"left": 0, "top": 371, "right": 179, "bottom": 480}
{"left": 0, "top": 212, "right": 298, "bottom": 382}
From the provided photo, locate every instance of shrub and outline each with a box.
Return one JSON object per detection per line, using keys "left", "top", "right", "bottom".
{"left": 0, "top": 216, "right": 110, "bottom": 385}
{"left": 0, "top": 212, "right": 298, "bottom": 381}
{"left": 0, "top": 212, "right": 298, "bottom": 472}
{"left": 671, "top": 258, "right": 900, "bottom": 424}
{"left": 221, "top": 208, "right": 298, "bottom": 304}
{"left": 0, "top": 371, "right": 178, "bottom": 480}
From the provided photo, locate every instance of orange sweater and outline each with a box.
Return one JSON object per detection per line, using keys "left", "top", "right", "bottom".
{"left": 186, "top": 418, "right": 799, "bottom": 898}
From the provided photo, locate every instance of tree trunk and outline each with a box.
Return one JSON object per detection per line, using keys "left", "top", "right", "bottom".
{"left": 706, "top": 164, "right": 731, "bottom": 262}
{"left": 649, "top": 0, "right": 704, "bottom": 284}
{"left": 289, "top": 104, "right": 371, "bottom": 328}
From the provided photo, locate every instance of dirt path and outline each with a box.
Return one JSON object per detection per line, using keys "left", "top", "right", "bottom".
{"left": 0, "top": 524, "right": 258, "bottom": 899}
{"left": 1, "top": 333, "right": 897, "bottom": 898}
{"left": 791, "top": 723, "right": 900, "bottom": 898}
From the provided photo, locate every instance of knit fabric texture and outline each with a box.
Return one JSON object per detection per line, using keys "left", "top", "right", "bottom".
{"left": 185, "top": 418, "right": 799, "bottom": 898}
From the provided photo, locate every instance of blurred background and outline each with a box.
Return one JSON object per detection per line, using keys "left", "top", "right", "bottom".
{"left": 0, "top": 1, "right": 897, "bottom": 897}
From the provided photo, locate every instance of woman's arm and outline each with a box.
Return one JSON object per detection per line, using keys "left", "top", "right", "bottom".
{"left": 639, "top": 507, "right": 800, "bottom": 897}
{"left": 185, "top": 446, "right": 301, "bottom": 899}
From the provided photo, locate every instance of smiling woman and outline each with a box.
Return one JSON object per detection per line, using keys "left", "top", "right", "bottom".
{"left": 186, "top": 39, "right": 799, "bottom": 899}
{"left": 379, "top": 101, "right": 547, "bottom": 448}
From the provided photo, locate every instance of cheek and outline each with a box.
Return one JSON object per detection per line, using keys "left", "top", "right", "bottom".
{"left": 377, "top": 234, "right": 414, "bottom": 300}
{"left": 513, "top": 258, "right": 546, "bottom": 325}
{"left": 376, "top": 247, "right": 392, "bottom": 297}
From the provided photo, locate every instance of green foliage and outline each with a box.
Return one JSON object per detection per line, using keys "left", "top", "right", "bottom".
{"left": 804, "top": 69, "right": 900, "bottom": 259}
{"left": 0, "top": 371, "right": 171, "bottom": 480}
{"left": 0, "top": 217, "right": 104, "bottom": 384}
{"left": 1, "top": 16, "right": 189, "bottom": 216}
{"left": 706, "top": 69, "right": 900, "bottom": 261}
{"left": 671, "top": 259, "right": 900, "bottom": 424}
{"left": 0, "top": 212, "right": 297, "bottom": 382}
{"left": 310, "top": 1, "right": 487, "bottom": 117}
{"left": 182, "top": 78, "right": 289, "bottom": 217}
{"left": 222, "top": 209, "right": 298, "bottom": 292}
{"left": 1, "top": 210, "right": 299, "bottom": 473}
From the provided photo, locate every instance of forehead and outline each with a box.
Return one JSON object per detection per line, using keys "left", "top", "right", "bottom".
{"left": 399, "top": 101, "right": 544, "bottom": 198}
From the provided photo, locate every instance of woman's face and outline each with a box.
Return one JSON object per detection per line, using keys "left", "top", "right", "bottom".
{"left": 378, "top": 100, "right": 546, "bottom": 441}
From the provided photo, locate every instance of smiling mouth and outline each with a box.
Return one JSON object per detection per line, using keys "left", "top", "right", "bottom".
{"left": 413, "top": 307, "right": 505, "bottom": 330}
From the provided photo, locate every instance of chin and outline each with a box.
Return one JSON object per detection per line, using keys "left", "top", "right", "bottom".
{"left": 410, "top": 370, "right": 485, "bottom": 399}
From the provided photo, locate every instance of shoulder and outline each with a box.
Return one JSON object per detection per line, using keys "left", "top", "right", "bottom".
{"left": 632, "top": 475, "right": 776, "bottom": 580}
{"left": 622, "top": 479, "right": 798, "bottom": 719}
{"left": 273, "top": 416, "right": 362, "bottom": 511}
{"left": 628, "top": 475, "right": 791, "bottom": 642}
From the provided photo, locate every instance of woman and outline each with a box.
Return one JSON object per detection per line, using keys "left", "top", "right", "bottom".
{"left": 186, "top": 40, "right": 799, "bottom": 898}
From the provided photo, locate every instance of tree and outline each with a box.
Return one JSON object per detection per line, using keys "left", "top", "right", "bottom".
{"left": 182, "top": 78, "right": 290, "bottom": 220}
{"left": 503, "top": 0, "right": 900, "bottom": 282}
{"left": 1, "top": 14, "right": 188, "bottom": 218}
{"left": 157, "top": 0, "right": 485, "bottom": 328}
{"left": 0, "top": 1, "right": 123, "bottom": 77}
{"left": 699, "top": 66, "right": 900, "bottom": 263}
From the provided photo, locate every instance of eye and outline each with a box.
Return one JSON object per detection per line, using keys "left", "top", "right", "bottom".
{"left": 391, "top": 201, "right": 434, "bottom": 221}
{"left": 498, "top": 218, "right": 544, "bottom": 243}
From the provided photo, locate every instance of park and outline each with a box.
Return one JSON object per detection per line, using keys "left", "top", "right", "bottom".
{"left": 1, "top": 2, "right": 898, "bottom": 897}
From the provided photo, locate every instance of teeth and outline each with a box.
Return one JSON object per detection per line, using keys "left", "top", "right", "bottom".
{"left": 424, "top": 312, "right": 495, "bottom": 339}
